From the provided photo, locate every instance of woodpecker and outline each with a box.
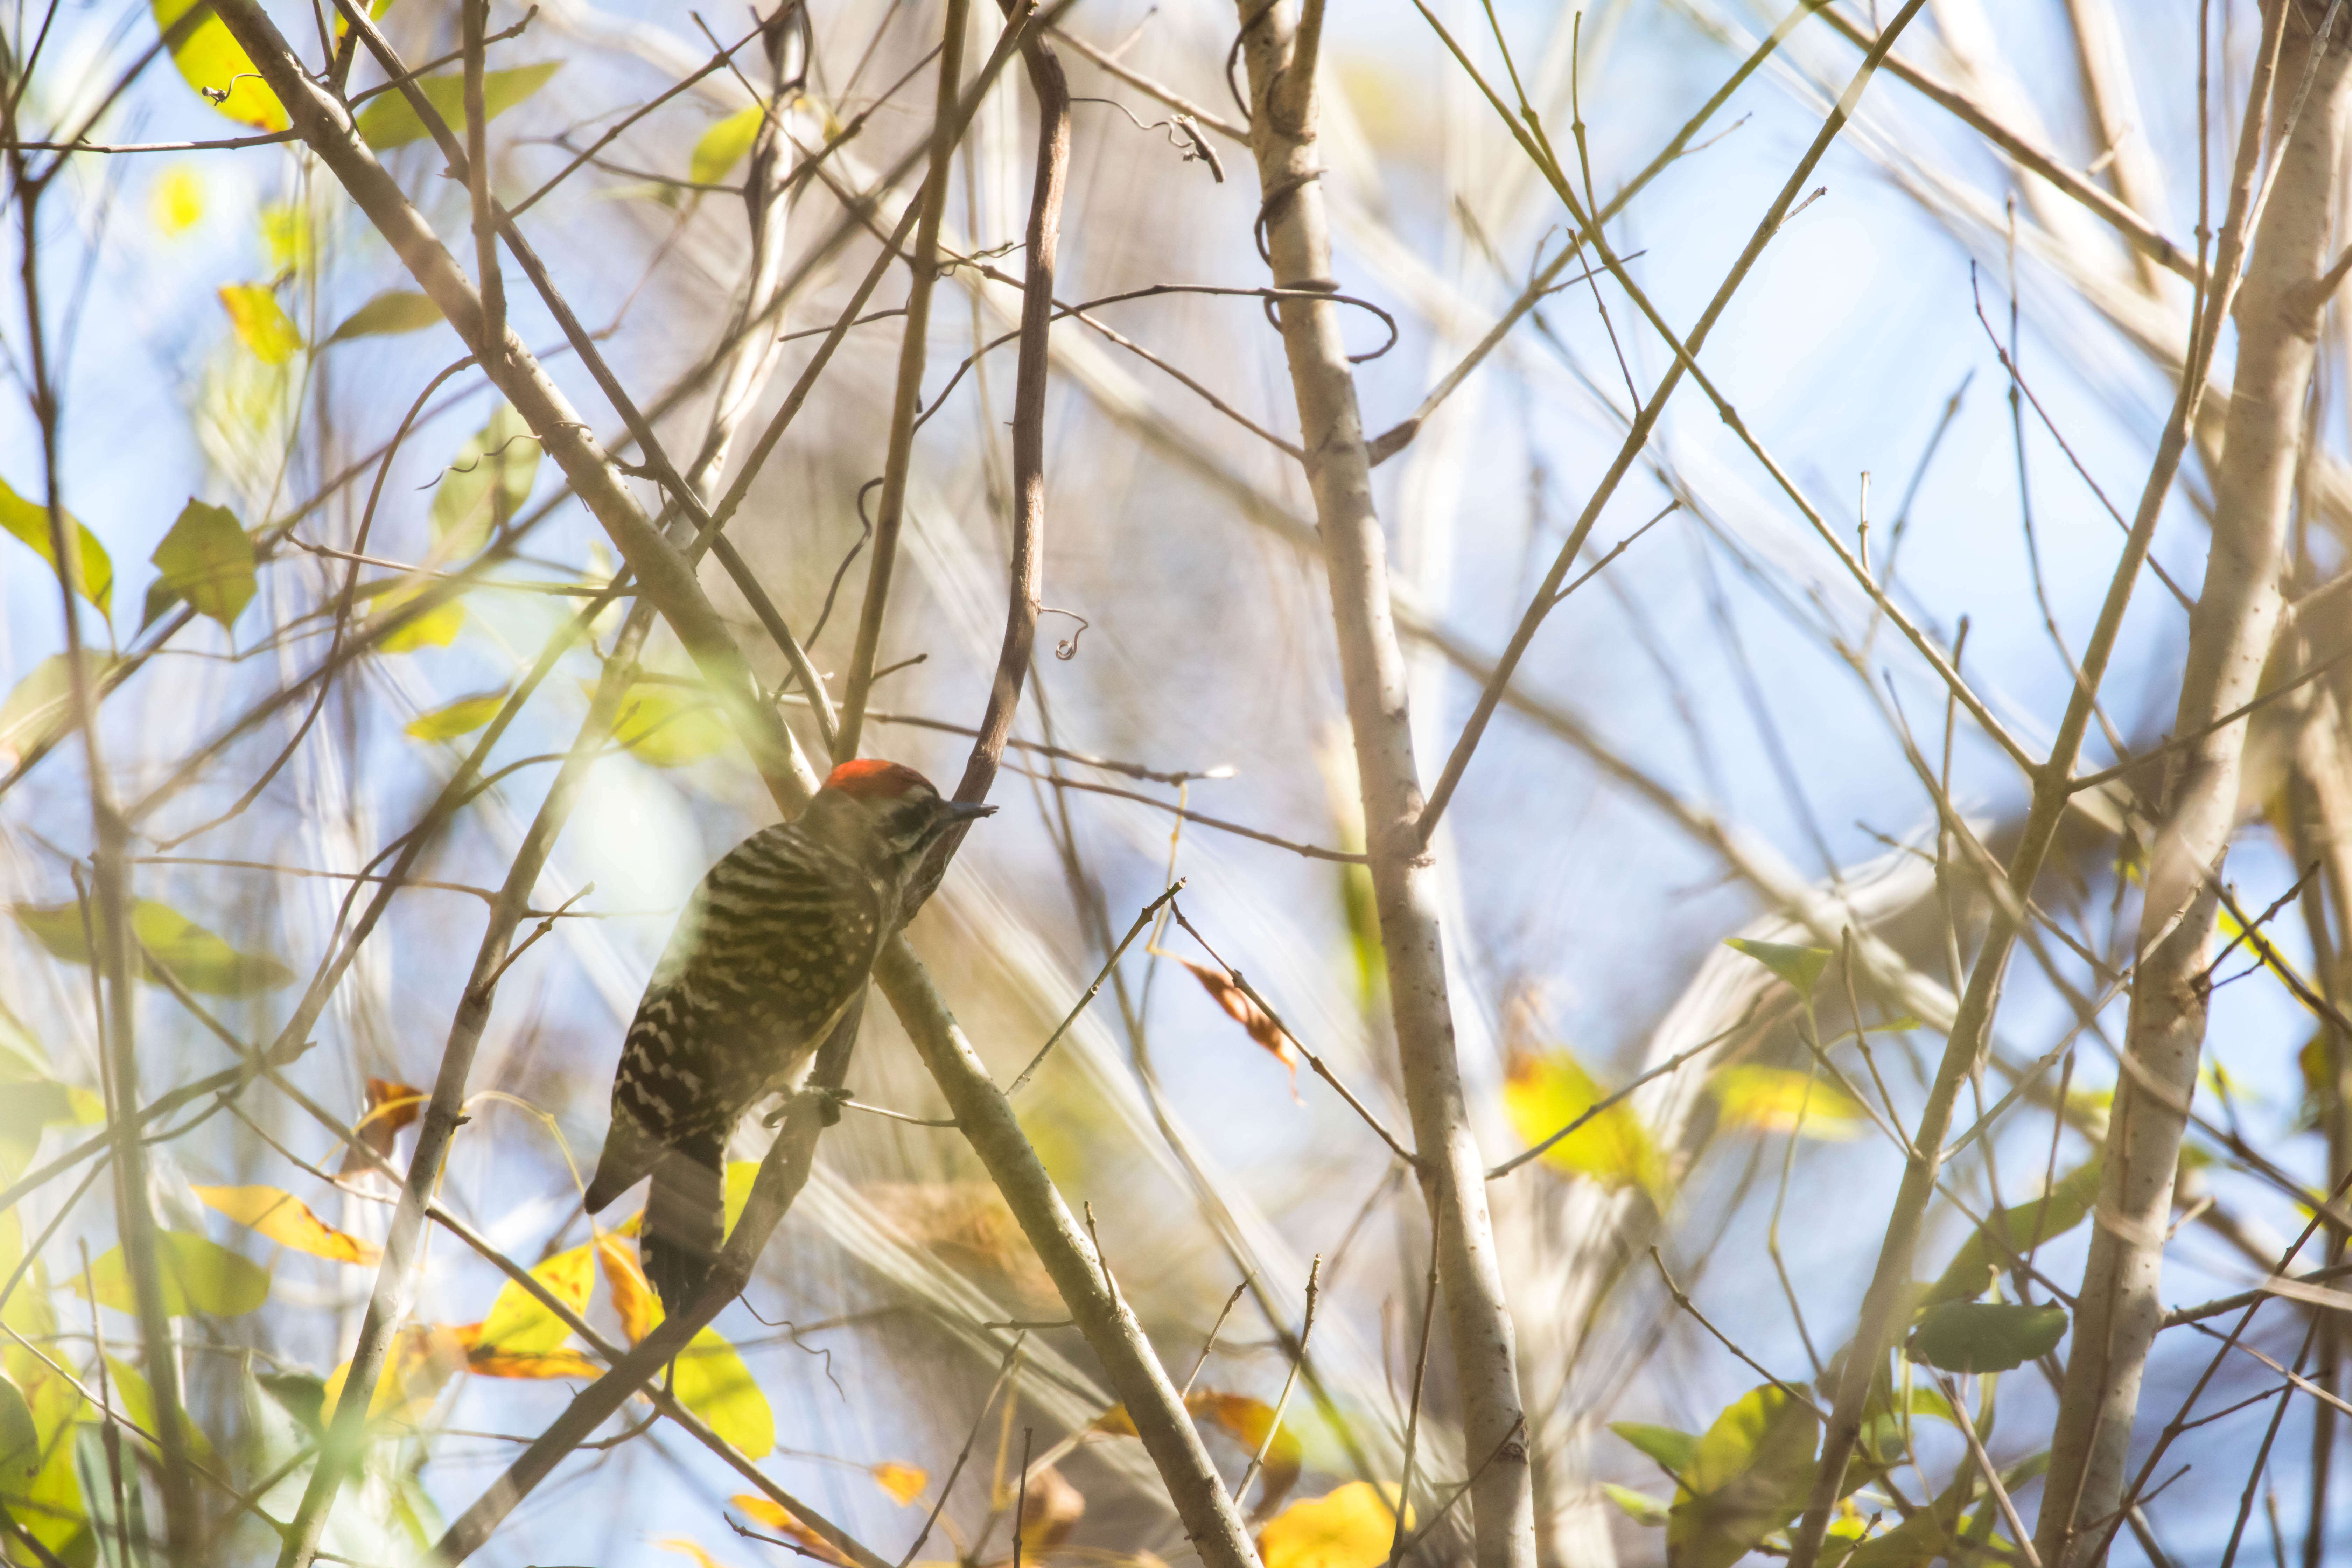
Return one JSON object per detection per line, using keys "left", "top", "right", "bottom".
{"left": 584, "top": 759, "right": 994, "bottom": 1309}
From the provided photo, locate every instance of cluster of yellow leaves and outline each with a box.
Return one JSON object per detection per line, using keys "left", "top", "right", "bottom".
{"left": 593, "top": 1231, "right": 774, "bottom": 1457}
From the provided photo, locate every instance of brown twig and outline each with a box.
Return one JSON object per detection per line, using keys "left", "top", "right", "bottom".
{"left": 835, "top": 0, "right": 974, "bottom": 763}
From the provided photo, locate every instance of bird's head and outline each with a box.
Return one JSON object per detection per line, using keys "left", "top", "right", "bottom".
{"left": 805, "top": 758, "right": 995, "bottom": 873}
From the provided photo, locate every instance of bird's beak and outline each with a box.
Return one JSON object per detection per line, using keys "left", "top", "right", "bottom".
{"left": 943, "top": 800, "right": 998, "bottom": 823}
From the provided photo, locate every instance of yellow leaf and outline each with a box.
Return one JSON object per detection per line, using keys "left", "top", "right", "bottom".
{"left": 0, "top": 474, "right": 112, "bottom": 616}
{"left": 1192, "top": 1391, "right": 1302, "bottom": 1516}
{"left": 871, "top": 1462, "right": 926, "bottom": 1505}
{"left": 259, "top": 201, "right": 310, "bottom": 274}
{"left": 321, "top": 1324, "right": 467, "bottom": 1427}
{"left": 365, "top": 582, "right": 467, "bottom": 652}
{"left": 604, "top": 683, "right": 728, "bottom": 767}
{"left": 1256, "top": 1482, "right": 1411, "bottom": 1568}
{"left": 1709, "top": 1066, "right": 1864, "bottom": 1141}
{"left": 728, "top": 1500, "right": 846, "bottom": 1565}
{"left": 596, "top": 1234, "right": 662, "bottom": 1344}
{"left": 193, "top": 1185, "right": 380, "bottom": 1265}
{"left": 657, "top": 1539, "right": 734, "bottom": 1568}
{"left": 218, "top": 284, "right": 301, "bottom": 365}
{"left": 152, "top": 0, "right": 287, "bottom": 130}
{"left": 72, "top": 1231, "right": 269, "bottom": 1316}
{"left": 676, "top": 1326, "right": 770, "bottom": 1458}
{"left": 690, "top": 106, "right": 764, "bottom": 186}
{"left": 1501, "top": 1049, "right": 1668, "bottom": 1197}
{"left": 151, "top": 164, "right": 206, "bottom": 234}
{"left": 724, "top": 1160, "right": 759, "bottom": 1239}
{"left": 2, "top": 1364, "right": 88, "bottom": 1565}
{"left": 404, "top": 692, "right": 507, "bottom": 742}
{"left": 464, "top": 1347, "right": 603, "bottom": 1379}
{"left": 464, "top": 1242, "right": 595, "bottom": 1357}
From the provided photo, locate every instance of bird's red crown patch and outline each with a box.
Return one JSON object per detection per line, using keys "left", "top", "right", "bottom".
{"left": 822, "top": 758, "right": 936, "bottom": 799}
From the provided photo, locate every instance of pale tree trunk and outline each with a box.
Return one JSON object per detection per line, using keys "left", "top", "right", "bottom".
{"left": 1232, "top": 6, "right": 1537, "bottom": 1567}
{"left": 2036, "top": 12, "right": 2352, "bottom": 1561}
{"left": 2286, "top": 678, "right": 2352, "bottom": 1565}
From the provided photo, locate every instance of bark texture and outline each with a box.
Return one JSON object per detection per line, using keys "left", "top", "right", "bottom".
{"left": 1233, "top": 5, "right": 1536, "bottom": 1566}
{"left": 2035, "top": 14, "right": 2352, "bottom": 1561}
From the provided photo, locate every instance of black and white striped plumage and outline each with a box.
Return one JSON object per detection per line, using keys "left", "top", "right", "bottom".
{"left": 583, "top": 759, "right": 993, "bottom": 1309}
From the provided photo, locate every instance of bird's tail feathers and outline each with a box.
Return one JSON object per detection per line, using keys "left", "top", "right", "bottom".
{"left": 641, "top": 1141, "right": 724, "bottom": 1312}
{"left": 583, "top": 1110, "right": 661, "bottom": 1215}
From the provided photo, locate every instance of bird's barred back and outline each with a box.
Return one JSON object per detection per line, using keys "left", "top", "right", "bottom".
{"left": 610, "top": 821, "right": 887, "bottom": 1143}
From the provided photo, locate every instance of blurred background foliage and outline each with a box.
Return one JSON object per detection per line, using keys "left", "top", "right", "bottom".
{"left": 1, "top": 0, "right": 2345, "bottom": 1564}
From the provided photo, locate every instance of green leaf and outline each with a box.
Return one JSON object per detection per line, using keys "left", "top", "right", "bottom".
{"left": 94, "top": 1356, "right": 219, "bottom": 1468}
{"left": 0, "top": 475, "right": 112, "bottom": 617}
{"left": 1832, "top": 1464, "right": 1975, "bottom": 1568}
{"left": 1907, "top": 1301, "right": 2068, "bottom": 1374}
{"left": 1709, "top": 1065, "right": 1865, "bottom": 1141}
{"left": 404, "top": 691, "right": 507, "bottom": 742}
{"left": 0, "top": 653, "right": 114, "bottom": 770}
{"left": 1501, "top": 1049, "right": 1670, "bottom": 1198}
{"left": 1855, "top": 1381, "right": 1958, "bottom": 1468}
{"left": 2, "top": 1365, "right": 91, "bottom": 1568}
{"left": 256, "top": 1371, "right": 327, "bottom": 1437}
{"left": 150, "top": 499, "right": 256, "bottom": 628}
{"left": 1603, "top": 1484, "right": 1670, "bottom": 1528}
{"left": 355, "top": 62, "right": 561, "bottom": 150}
{"left": 690, "top": 105, "right": 764, "bottom": 186}
{"left": 326, "top": 289, "right": 445, "bottom": 343}
{"left": 432, "top": 405, "right": 541, "bottom": 554}
{"left": 1339, "top": 859, "right": 1383, "bottom": 1007}
{"left": 12, "top": 897, "right": 295, "bottom": 995}
{"left": 0, "top": 1077, "right": 93, "bottom": 1190}
{"left": 1925, "top": 1161, "right": 2102, "bottom": 1306}
{"left": 609, "top": 684, "right": 728, "bottom": 768}
{"left": 0, "top": 1371, "right": 37, "bottom": 1471}
{"left": 673, "top": 1326, "right": 771, "bottom": 1458}
{"left": 1724, "top": 937, "right": 1832, "bottom": 997}
{"left": 1666, "top": 1385, "right": 1819, "bottom": 1568}
{"left": 152, "top": 0, "right": 287, "bottom": 130}
{"left": 218, "top": 283, "right": 302, "bottom": 365}
{"left": 72, "top": 1232, "right": 270, "bottom": 1317}
{"left": 1609, "top": 1421, "right": 1699, "bottom": 1483}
